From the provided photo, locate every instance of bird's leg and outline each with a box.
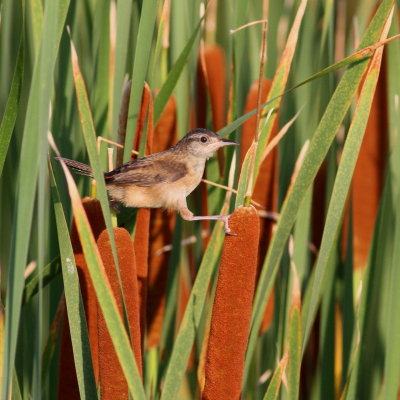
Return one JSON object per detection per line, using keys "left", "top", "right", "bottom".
{"left": 190, "top": 214, "right": 233, "bottom": 234}
{"left": 179, "top": 207, "right": 233, "bottom": 235}
{"left": 109, "top": 199, "right": 121, "bottom": 213}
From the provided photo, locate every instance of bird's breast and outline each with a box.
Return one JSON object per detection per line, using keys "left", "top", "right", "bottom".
{"left": 121, "top": 183, "right": 190, "bottom": 211}
{"left": 181, "top": 157, "right": 205, "bottom": 195}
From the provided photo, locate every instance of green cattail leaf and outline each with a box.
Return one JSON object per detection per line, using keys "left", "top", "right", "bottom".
{"left": 0, "top": 43, "right": 22, "bottom": 177}
{"left": 123, "top": 0, "right": 158, "bottom": 162}
{"left": 244, "top": 0, "right": 394, "bottom": 384}
{"left": 381, "top": 19, "right": 400, "bottom": 400}
{"left": 287, "top": 308, "right": 302, "bottom": 400}
{"left": 111, "top": 0, "right": 133, "bottom": 142}
{"left": 380, "top": 190, "right": 400, "bottom": 399}
{"left": 2, "top": 2, "right": 70, "bottom": 397}
{"left": 302, "top": 9, "right": 391, "bottom": 349}
{"left": 262, "top": 354, "right": 288, "bottom": 400}
{"left": 154, "top": 18, "right": 203, "bottom": 124}
{"left": 49, "top": 162, "right": 97, "bottom": 399}
{"left": 22, "top": 257, "right": 61, "bottom": 306}
{"left": 346, "top": 14, "right": 400, "bottom": 398}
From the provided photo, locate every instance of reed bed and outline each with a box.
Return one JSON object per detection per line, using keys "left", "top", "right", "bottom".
{"left": 1, "top": 0, "right": 400, "bottom": 399}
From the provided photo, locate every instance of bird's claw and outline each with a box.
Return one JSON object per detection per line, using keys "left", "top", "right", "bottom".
{"left": 110, "top": 200, "right": 121, "bottom": 213}
{"left": 223, "top": 214, "right": 236, "bottom": 236}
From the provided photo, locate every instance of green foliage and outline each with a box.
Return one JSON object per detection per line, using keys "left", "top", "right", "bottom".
{"left": 1, "top": 0, "right": 399, "bottom": 399}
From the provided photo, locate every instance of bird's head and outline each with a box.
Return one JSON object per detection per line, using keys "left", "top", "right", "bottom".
{"left": 176, "top": 128, "right": 238, "bottom": 159}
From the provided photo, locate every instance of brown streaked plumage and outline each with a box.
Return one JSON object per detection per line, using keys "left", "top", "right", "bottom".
{"left": 56, "top": 128, "right": 238, "bottom": 233}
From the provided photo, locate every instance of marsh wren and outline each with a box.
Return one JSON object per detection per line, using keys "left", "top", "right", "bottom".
{"left": 56, "top": 128, "right": 238, "bottom": 233}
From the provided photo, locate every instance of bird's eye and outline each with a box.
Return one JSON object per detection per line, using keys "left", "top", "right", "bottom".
{"left": 200, "top": 136, "right": 208, "bottom": 143}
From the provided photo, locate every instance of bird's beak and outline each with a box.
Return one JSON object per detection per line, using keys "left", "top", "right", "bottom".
{"left": 220, "top": 138, "right": 239, "bottom": 146}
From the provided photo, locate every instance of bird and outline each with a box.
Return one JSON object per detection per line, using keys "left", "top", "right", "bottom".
{"left": 55, "top": 128, "right": 238, "bottom": 233}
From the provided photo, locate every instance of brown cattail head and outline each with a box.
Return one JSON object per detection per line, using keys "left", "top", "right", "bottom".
{"left": 196, "top": 44, "right": 227, "bottom": 176}
{"left": 153, "top": 95, "right": 177, "bottom": 153}
{"left": 202, "top": 206, "right": 260, "bottom": 400}
{"left": 70, "top": 197, "right": 106, "bottom": 253}
{"left": 197, "top": 44, "right": 226, "bottom": 131}
{"left": 97, "top": 227, "right": 143, "bottom": 399}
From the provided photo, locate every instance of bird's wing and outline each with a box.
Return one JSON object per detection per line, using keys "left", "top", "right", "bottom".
{"left": 105, "top": 156, "right": 187, "bottom": 187}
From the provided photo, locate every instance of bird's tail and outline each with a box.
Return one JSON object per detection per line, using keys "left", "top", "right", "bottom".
{"left": 55, "top": 157, "right": 93, "bottom": 177}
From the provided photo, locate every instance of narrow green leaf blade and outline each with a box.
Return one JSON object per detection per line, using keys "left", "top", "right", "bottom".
{"left": 381, "top": 189, "right": 400, "bottom": 399}
{"left": 153, "top": 18, "right": 202, "bottom": 124}
{"left": 123, "top": 0, "right": 158, "bottom": 162}
{"left": 287, "top": 267, "right": 302, "bottom": 400}
{"left": 22, "top": 257, "right": 61, "bottom": 306}
{"left": 262, "top": 354, "right": 288, "bottom": 400}
{"left": 287, "top": 308, "right": 302, "bottom": 400}
{"left": 0, "top": 43, "right": 23, "bottom": 177}
{"left": 111, "top": 0, "right": 133, "bottom": 142}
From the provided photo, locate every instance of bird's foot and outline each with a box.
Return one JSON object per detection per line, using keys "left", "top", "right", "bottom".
{"left": 221, "top": 214, "right": 236, "bottom": 236}
{"left": 181, "top": 210, "right": 236, "bottom": 235}
{"left": 109, "top": 200, "right": 121, "bottom": 213}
